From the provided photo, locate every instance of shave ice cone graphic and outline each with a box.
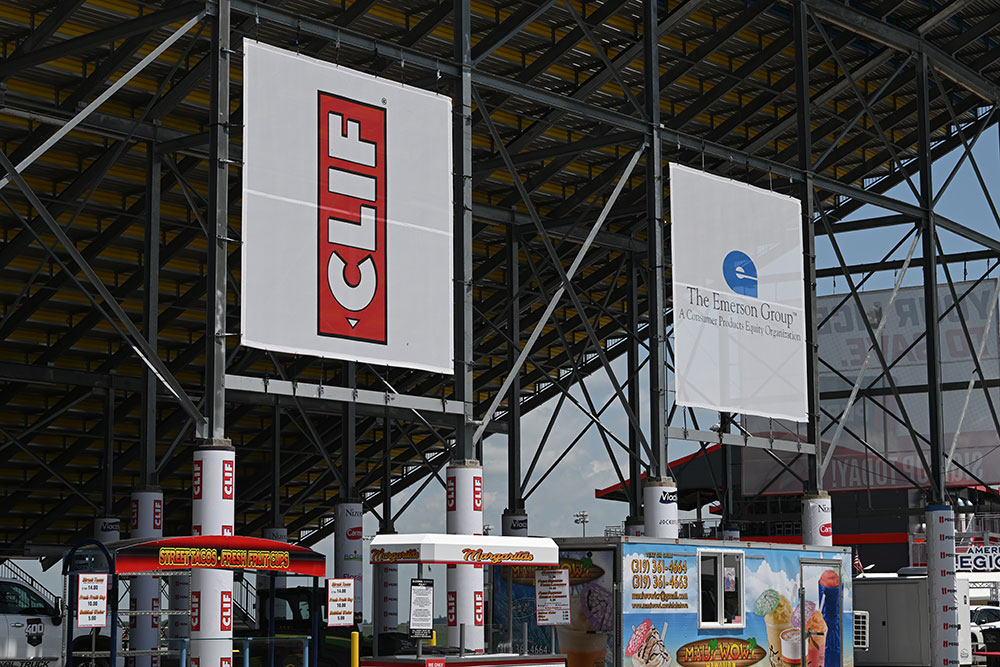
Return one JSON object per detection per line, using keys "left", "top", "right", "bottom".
{"left": 625, "top": 619, "right": 671, "bottom": 667}
{"left": 754, "top": 589, "right": 792, "bottom": 667}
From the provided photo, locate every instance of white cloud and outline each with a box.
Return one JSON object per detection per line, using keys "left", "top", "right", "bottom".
{"left": 745, "top": 559, "right": 799, "bottom": 616}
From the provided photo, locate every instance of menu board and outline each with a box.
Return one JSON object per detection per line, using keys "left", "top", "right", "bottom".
{"left": 77, "top": 573, "right": 108, "bottom": 628}
{"left": 326, "top": 578, "right": 354, "bottom": 627}
{"left": 535, "top": 569, "right": 570, "bottom": 626}
{"left": 409, "top": 578, "right": 434, "bottom": 639}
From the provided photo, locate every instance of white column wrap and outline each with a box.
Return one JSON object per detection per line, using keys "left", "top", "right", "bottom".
{"left": 374, "top": 563, "right": 398, "bottom": 635}
{"left": 802, "top": 492, "right": 833, "bottom": 546}
{"left": 191, "top": 447, "right": 235, "bottom": 667}
{"left": 446, "top": 462, "right": 484, "bottom": 652}
{"left": 928, "top": 505, "right": 960, "bottom": 667}
{"left": 501, "top": 510, "right": 528, "bottom": 537}
{"left": 94, "top": 517, "right": 121, "bottom": 543}
{"left": 625, "top": 518, "right": 644, "bottom": 537}
{"left": 334, "top": 503, "right": 363, "bottom": 624}
{"left": 643, "top": 477, "right": 678, "bottom": 538}
{"left": 722, "top": 528, "right": 741, "bottom": 541}
{"left": 129, "top": 491, "right": 163, "bottom": 667}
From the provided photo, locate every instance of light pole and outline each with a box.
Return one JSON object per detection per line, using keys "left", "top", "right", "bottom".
{"left": 573, "top": 511, "right": 590, "bottom": 537}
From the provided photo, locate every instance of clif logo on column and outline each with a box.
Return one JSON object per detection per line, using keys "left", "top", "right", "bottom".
{"left": 222, "top": 460, "right": 235, "bottom": 500}
{"left": 190, "top": 592, "right": 200, "bottom": 632}
{"left": 151, "top": 598, "right": 159, "bottom": 628}
{"left": 447, "top": 592, "right": 456, "bottom": 626}
{"left": 192, "top": 461, "right": 202, "bottom": 500}
{"left": 474, "top": 591, "right": 483, "bottom": 626}
{"left": 153, "top": 499, "right": 162, "bottom": 531}
{"left": 131, "top": 499, "right": 139, "bottom": 532}
{"left": 222, "top": 525, "right": 233, "bottom": 537}
{"left": 220, "top": 591, "right": 233, "bottom": 631}
{"left": 192, "top": 525, "right": 202, "bottom": 536}
{"left": 317, "top": 93, "right": 387, "bottom": 343}
{"left": 472, "top": 476, "right": 482, "bottom": 512}
{"left": 221, "top": 658, "right": 231, "bottom": 667}
{"left": 446, "top": 477, "right": 455, "bottom": 511}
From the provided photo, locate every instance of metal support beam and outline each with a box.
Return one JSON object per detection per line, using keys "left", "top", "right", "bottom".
{"left": 794, "top": 0, "right": 822, "bottom": 491}
{"left": 918, "top": 53, "right": 947, "bottom": 503}
{"left": 454, "top": 0, "right": 476, "bottom": 460}
{"left": 627, "top": 253, "right": 643, "bottom": 520}
{"left": 506, "top": 223, "right": 523, "bottom": 513}
{"left": 206, "top": 0, "right": 231, "bottom": 439}
{"left": 645, "top": 0, "right": 667, "bottom": 475}
{"left": 105, "top": 389, "right": 115, "bottom": 516}
{"left": 272, "top": 403, "right": 281, "bottom": 526}
{"left": 803, "top": 0, "right": 1000, "bottom": 103}
{"left": 141, "top": 143, "right": 161, "bottom": 487}
{"left": 343, "top": 362, "right": 358, "bottom": 498}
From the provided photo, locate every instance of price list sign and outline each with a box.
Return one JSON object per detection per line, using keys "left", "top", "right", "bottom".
{"left": 409, "top": 578, "right": 434, "bottom": 639}
{"left": 624, "top": 546, "right": 692, "bottom": 613}
{"left": 327, "top": 579, "right": 355, "bottom": 627}
{"left": 535, "top": 568, "right": 570, "bottom": 626}
{"left": 77, "top": 573, "right": 108, "bottom": 628}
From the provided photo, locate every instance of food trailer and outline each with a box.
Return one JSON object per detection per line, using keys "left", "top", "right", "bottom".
{"left": 491, "top": 537, "right": 853, "bottom": 667}
{"left": 365, "top": 533, "right": 569, "bottom": 667}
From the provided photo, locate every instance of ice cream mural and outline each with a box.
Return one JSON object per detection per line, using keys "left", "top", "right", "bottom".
{"left": 621, "top": 543, "right": 852, "bottom": 667}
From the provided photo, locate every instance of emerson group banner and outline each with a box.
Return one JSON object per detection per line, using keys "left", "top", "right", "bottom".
{"left": 241, "top": 41, "right": 453, "bottom": 374}
{"left": 670, "top": 164, "right": 807, "bottom": 421}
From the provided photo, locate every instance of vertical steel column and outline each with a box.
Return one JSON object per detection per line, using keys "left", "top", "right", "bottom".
{"left": 794, "top": 1, "right": 831, "bottom": 546}
{"left": 272, "top": 403, "right": 281, "bottom": 526}
{"left": 917, "top": 55, "right": 946, "bottom": 504}
{"left": 104, "top": 388, "right": 115, "bottom": 516}
{"left": 343, "top": 361, "right": 357, "bottom": 492}
{"left": 453, "top": 0, "right": 475, "bottom": 461}
{"left": 627, "top": 254, "right": 643, "bottom": 523}
{"left": 205, "top": 1, "right": 230, "bottom": 441}
{"left": 141, "top": 143, "right": 160, "bottom": 487}
{"left": 918, "top": 52, "right": 959, "bottom": 667}
{"left": 375, "top": 414, "right": 399, "bottom": 635}
{"left": 193, "top": 4, "right": 234, "bottom": 666}
{"left": 502, "top": 223, "right": 526, "bottom": 536}
{"left": 643, "top": 0, "right": 667, "bottom": 477}
{"left": 720, "top": 412, "right": 737, "bottom": 538}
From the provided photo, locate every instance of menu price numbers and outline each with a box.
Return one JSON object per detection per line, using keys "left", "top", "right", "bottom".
{"left": 631, "top": 574, "right": 689, "bottom": 590}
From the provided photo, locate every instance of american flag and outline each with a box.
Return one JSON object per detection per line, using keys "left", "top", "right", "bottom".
{"left": 853, "top": 552, "right": 864, "bottom": 575}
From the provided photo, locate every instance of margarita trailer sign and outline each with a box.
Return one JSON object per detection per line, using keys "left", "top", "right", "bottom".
{"left": 368, "top": 533, "right": 560, "bottom": 566}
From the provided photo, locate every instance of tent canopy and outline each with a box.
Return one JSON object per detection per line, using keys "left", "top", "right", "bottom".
{"left": 369, "top": 533, "right": 559, "bottom": 566}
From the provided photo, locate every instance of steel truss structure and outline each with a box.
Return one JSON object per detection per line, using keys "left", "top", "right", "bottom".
{"left": 1, "top": 0, "right": 1000, "bottom": 554}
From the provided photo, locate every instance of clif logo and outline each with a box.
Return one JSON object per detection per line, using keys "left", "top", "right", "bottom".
{"left": 446, "top": 476, "right": 455, "bottom": 511}
{"left": 473, "top": 476, "right": 483, "bottom": 512}
{"left": 152, "top": 499, "right": 162, "bottom": 531}
{"left": 722, "top": 250, "right": 757, "bottom": 297}
{"left": 447, "top": 592, "right": 456, "bottom": 626}
{"left": 220, "top": 591, "right": 233, "bottom": 631}
{"left": 130, "top": 499, "right": 138, "bottom": 532}
{"left": 190, "top": 592, "right": 200, "bottom": 631}
{"left": 222, "top": 460, "right": 234, "bottom": 500}
{"left": 318, "top": 93, "right": 387, "bottom": 343}
{"left": 474, "top": 591, "right": 484, "bottom": 626}
{"left": 192, "top": 461, "right": 202, "bottom": 499}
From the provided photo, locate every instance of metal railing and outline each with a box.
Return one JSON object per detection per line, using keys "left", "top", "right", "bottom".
{"left": 0, "top": 558, "right": 58, "bottom": 607}
{"left": 234, "top": 575, "right": 257, "bottom": 627}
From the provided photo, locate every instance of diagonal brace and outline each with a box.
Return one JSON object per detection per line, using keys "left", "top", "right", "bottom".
{"left": 0, "top": 150, "right": 208, "bottom": 431}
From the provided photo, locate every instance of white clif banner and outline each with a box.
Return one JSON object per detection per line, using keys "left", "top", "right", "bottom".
{"left": 534, "top": 568, "right": 570, "bottom": 626}
{"left": 77, "top": 573, "right": 108, "bottom": 628}
{"left": 326, "top": 579, "right": 354, "bottom": 627}
{"left": 242, "top": 41, "right": 453, "bottom": 374}
{"left": 670, "top": 163, "right": 807, "bottom": 421}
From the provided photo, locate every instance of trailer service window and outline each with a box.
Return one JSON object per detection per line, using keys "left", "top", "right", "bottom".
{"left": 698, "top": 550, "right": 744, "bottom": 629}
